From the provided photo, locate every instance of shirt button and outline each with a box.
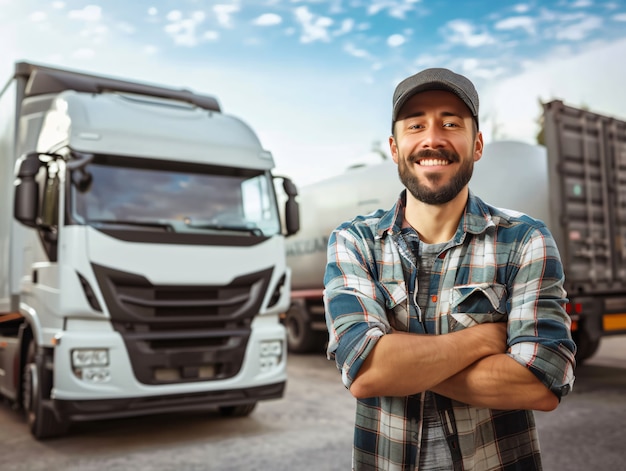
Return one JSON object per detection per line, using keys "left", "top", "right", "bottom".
{"left": 431, "top": 295, "right": 438, "bottom": 303}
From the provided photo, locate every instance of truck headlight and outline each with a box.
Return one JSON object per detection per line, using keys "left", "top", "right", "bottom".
{"left": 71, "top": 349, "right": 111, "bottom": 382}
{"left": 72, "top": 349, "right": 109, "bottom": 367}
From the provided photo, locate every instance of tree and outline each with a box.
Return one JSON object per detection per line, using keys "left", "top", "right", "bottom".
{"left": 536, "top": 98, "right": 545, "bottom": 146}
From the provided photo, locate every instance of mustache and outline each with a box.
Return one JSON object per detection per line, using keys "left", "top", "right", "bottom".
{"left": 408, "top": 148, "right": 458, "bottom": 163}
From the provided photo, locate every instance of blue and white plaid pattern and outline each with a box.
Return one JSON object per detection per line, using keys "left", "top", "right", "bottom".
{"left": 324, "top": 191, "right": 576, "bottom": 470}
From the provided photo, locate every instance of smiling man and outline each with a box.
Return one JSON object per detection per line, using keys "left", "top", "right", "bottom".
{"left": 323, "top": 68, "right": 577, "bottom": 470}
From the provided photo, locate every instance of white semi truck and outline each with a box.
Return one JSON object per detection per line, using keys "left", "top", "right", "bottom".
{"left": 0, "top": 62, "right": 300, "bottom": 439}
{"left": 285, "top": 100, "right": 626, "bottom": 363}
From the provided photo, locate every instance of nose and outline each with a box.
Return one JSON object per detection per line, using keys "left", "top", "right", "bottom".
{"left": 421, "top": 125, "right": 446, "bottom": 149}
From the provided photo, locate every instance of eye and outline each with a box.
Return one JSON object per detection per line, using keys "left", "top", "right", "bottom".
{"left": 443, "top": 122, "right": 459, "bottom": 128}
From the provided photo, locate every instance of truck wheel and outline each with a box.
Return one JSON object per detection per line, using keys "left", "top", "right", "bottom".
{"left": 22, "top": 340, "right": 68, "bottom": 439}
{"left": 218, "top": 403, "right": 257, "bottom": 417}
{"left": 285, "top": 305, "right": 316, "bottom": 353}
{"left": 572, "top": 329, "right": 601, "bottom": 364}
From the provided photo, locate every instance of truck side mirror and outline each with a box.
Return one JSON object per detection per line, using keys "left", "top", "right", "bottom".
{"left": 280, "top": 177, "right": 300, "bottom": 236}
{"left": 14, "top": 152, "right": 42, "bottom": 228}
{"left": 67, "top": 152, "right": 94, "bottom": 193}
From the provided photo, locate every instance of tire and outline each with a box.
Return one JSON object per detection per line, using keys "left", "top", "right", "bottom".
{"left": 22, "top": 340, "right": 68, "bottom": 439}
{"left": 285, "top": 304, "right": 317, "bottom": 353}
{"left": 572, "top": 329, "right": 601, "bottom": 365}
{"left": 218, "top": 403, "right": 257, "bottom": 417}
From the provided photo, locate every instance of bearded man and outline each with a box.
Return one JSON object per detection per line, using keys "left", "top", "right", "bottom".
{"left": 323, "top": 68, "right": 576, "bottom": 471}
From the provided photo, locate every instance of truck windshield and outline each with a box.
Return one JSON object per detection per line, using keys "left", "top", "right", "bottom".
{"left": 70, "top": 161, "right": 281, "bottom": 236}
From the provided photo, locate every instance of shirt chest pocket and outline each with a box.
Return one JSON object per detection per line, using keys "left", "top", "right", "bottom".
{"left": 379, "top": 280, "right": 410, "bottom": 331}
{"left": 449, "top": 283, "right": 507, "bottom": 330}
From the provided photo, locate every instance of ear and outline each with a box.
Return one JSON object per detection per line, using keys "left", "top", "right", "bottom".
{"left": 473, "top": 131, "right": 484, "bottom": 162}
{"left": 389, "top": 135, "right": 399, "bottom": 164}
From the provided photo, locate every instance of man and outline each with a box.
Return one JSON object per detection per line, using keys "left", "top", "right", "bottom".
{"left": 323, "top": 68, "right": 576, "bottom": 471}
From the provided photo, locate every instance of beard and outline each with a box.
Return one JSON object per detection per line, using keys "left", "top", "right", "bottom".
{"left": 397, "top": 148, "right": 474, "bottom": 205}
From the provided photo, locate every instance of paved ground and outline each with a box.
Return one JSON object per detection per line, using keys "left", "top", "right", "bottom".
{"left": 0, "top": 336, "right": 624, "bottom": 470}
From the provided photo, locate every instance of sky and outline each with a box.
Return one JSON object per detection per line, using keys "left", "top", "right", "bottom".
{"left": 2, "top": 0, "right": 626, "bottom": 186}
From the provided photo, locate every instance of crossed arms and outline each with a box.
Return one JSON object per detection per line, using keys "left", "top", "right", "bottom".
{"left": 349, "top": 325, "right": 559, "bottom": 411}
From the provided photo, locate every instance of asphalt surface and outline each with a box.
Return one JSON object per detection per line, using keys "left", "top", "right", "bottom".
{"left": 0, "top": 337, "right": 624, "bottom": 470}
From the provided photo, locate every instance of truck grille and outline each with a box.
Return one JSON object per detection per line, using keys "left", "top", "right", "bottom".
{"left": 92, "top": 263, "right": 272, "bottom": 385}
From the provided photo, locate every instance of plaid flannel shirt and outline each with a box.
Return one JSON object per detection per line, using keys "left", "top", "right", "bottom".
{"left": 324, "top": 190, "right": 576, "bottom": 471}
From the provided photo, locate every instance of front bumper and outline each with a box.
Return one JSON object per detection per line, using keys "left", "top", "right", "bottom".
{"left": 55, "top": 381, "right": 285, "bottom": 421}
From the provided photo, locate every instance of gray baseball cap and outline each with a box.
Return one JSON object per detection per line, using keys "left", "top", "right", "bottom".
{"left": 392, "top": 68, "right": 479, "bottom": 131}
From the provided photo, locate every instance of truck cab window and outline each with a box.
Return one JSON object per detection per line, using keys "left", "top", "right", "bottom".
{"left": 70, "top": 161, "right": 281, "bottom": 236}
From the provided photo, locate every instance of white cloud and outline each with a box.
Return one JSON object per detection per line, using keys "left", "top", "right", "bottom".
{"left": 513, "top": 3, "right": 531, "bottom": 14}
{"left": 613, "top": 13, "right": 626, "bottom": 21}
{"left": 191, "top": 11, "right": 206, "bottom": 22}
{"left": 461, "top": 57, "right": 480, "bottom": 72}
{"left": 367, "top": 2, "right": 388, "bottom": 15}
{"left": 68, "top": 5, "right": 102, "bottom": 22}
{"left": 571, "top": 0, "right": 592, "bottom": 7}
{"left": 61, "top": 5, "right": 109, "bottom": 47}
{"left": 387, "top": 34, "right": 405, "bottom": 47}
{"left": 214, "top": 4, "right": 240, "bottom": 28}
{"left": 253, "top": 13, "right": 282, "bottom": 26}
{"left": 148, "top": 7, "right": 158, "bottom": 16}
{"left": 79, "top": 24, "right": 108, "bottom": 43}
{"left": 203, "top": 30, "right": 220, "bottom": 41}
{"left": 344, "top": 43, "right": 370, "bottom": 58}
{"left": 164, "top": 10, "right": 208, "bottom": 47}
{"left": 334, "top": 18, "right": 354, "bottom": 36}
{"left": 116, "top": 22, "right": 136, "bottom": 35}
{"left": 537, "top": 8, "right": 558, "bottom": 22}
{"left": 52, "top": 2, "right": 65, "bottom": 9}
{"left": 414, "top": 53, "right": 452, "bottom": 67}
{"left": 494, "top": 16, "right": 536, "bottom": 35}
{"left": 167, "top": 10, "right": 182, "bottom": 22}
{"left": 552, "top": 11, "right": 587, "bottom": 22}
{"left": 29, "top": 11, "right": 47, "bottom": 22}
{"left": 555, "top": 15, "right": 602, "bottom": 41}
{"left": 294, "top": 6, "right": 333, "bottom": 43}
{"left": 444, "top": 20, "right": 496, "bottom": 47}
{"left": 367, "top": 0, "right": 421, "bottom": 19}
{"left": 460, "top": 58, "right": 506, "bottom": 80}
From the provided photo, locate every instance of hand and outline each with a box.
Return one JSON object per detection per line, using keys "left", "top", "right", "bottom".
{"left": 468, "top": 322, "right": 508, "bottom": 357}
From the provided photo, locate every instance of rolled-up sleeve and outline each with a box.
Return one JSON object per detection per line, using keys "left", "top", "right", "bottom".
{"left": 323, "top": 225, "right": 391, "bottom": 389}
{"left": 506, "top": 224, "right": 577, "bottom": 399}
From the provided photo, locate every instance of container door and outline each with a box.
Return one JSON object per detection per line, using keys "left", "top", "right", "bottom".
{"left": 543, "top": 100, "right": 626, "bottom": 294}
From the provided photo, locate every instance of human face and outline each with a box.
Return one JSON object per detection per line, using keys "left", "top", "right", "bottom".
{"left": 390, "top": 90, "right": 483, "bottom": 206}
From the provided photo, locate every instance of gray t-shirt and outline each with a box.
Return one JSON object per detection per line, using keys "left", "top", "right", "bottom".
{"left": 415, "top": 238, "right": 454, "bottom": 470}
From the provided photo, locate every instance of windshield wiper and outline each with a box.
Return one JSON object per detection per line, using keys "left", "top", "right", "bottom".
{"left": 86, "top": 219, "right": 174, "bottom": 232}
{"left": 184, "top": 221, "right": 263, "bottom": 236}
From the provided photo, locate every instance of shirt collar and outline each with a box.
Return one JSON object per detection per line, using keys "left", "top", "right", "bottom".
{"left": 375, "top": 189, "right": 496, "bottom": 241}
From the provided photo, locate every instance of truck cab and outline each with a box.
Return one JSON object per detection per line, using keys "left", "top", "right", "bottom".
{"left": 0, "top": 62, "right": 299, "bottom": 438}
